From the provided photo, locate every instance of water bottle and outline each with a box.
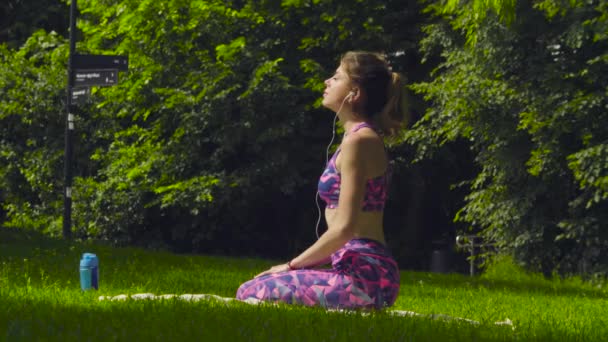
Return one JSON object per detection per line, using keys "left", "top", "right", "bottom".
{"left": 80, "top": 253, "right": 99, "bottom": 290}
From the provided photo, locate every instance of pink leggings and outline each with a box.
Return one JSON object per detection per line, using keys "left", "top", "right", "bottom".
{"left": 236, "top": 238, "right": 400, "bottom": 309}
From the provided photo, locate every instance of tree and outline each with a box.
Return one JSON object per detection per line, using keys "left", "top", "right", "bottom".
{"left": 2, "top": 0, "right": 476, "bottom": 271}
{"left": 411, "top": 0, "right": 608, "bottom": 276}
{"left": 57, "top": 0, "right": 431, "bottom": 258}
{"left": 0, "top": 0, "right": 69, "bottom": 48}
{"left": 0, "top": 31, "right": 68, "bottom": 233}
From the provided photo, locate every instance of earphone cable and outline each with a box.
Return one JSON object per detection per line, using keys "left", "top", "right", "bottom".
{"left": 315, "top": 95, "right": 349, "bottom": 239}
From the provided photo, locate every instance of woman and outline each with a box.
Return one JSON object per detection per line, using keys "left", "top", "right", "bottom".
{"left": 236, "top": 51, "right": 409, "bottom": 310}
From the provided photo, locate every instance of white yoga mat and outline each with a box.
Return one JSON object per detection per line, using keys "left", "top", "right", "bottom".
{"left": 98, "top": 293, "right": 513, "bottom": 328}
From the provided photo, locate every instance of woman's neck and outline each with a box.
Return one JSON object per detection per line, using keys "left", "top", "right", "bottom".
{"left": 342, "top": 119, "right": 367, "bottom": 134}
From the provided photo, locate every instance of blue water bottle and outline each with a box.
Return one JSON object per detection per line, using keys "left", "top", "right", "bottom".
{"left": 80, "top": 253, "right": 99, "bottom": 290}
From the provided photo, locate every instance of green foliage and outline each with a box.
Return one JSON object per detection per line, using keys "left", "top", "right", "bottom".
{"left": 441, "top": 0, "right": 518, "bottom": 45}
{"left": 567, "top": 144, "right": 608, "bottom": 208}
{"left": 0, "top": 0, "right": 69, "bottom": 48}
{"left": 0, "top": 0, "right": 431, "bottom": 261}
{"left": 0, "top": 30, "right": 68, "bottom": 234}
{"left": 413, "top": 0, "right": 608, "bottom": 276}
{"left": 66, "top": 0, "right": 287, "bottom": 246}
{"left": 7, "top": 0, "right": 608, "bottom": 281}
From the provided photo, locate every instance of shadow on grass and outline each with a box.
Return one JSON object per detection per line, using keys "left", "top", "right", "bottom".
{"left": 3, "top": 226, "right": 605, "bottom": 301}
{"left": 404, "top": 271, "right": 608, "bottom": 300}
{"left": 0, "top": 226, "right": 80, "bottom": 252}
{"left": 0, "top": 294, "right": 526, "bottom": 342}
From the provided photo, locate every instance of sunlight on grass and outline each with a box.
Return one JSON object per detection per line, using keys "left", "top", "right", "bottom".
{"left": 1, "top": 227, "right": 607, "bottom": 341}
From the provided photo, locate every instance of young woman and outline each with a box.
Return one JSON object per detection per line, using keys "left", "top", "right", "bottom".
{"left": 236, "top": 51, "right": 409, "bottom": 310}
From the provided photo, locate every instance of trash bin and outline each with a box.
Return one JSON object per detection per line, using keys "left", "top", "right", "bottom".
{"left": 430, "top": 249, "right": 451, "bottom": 273}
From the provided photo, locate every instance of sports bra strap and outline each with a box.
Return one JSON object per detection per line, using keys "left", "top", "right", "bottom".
{"left": 350, "top": 122, "right": 377, "bottom": 134}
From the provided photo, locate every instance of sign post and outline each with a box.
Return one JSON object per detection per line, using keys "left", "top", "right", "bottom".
{"left": 63, "top": 0, "right": 77, "bottom": 239}
{"left": 70, "top": 87, "right": 90, "bottom": 105}
{"left": 64, "top": 0, "right": 127, "bottom": 239}
{"left": 73, "top": 69, "right": 119, "bottom": 86}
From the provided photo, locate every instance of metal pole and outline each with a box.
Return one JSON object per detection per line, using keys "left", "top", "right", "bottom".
{"left": 457, "top": 235, "right": 494, "bottom": 277}
{"left": 63, "top": 0, "right": 76, "bottom": 239}
{"left": 470, "top": 241, "right": 477, "bottom": 276}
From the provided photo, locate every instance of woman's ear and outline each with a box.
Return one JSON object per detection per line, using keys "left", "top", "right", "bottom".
{"left": 349, "top": 88, "right": 360, "bottom": 103}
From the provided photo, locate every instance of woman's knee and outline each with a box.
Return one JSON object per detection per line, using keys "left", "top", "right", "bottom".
{"left": 235, "top": 279, "right": 255, "bottom": 300}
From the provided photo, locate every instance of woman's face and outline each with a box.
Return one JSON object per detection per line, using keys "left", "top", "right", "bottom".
{"left": 322, "top": 64, "right": 354, "bottom": 112}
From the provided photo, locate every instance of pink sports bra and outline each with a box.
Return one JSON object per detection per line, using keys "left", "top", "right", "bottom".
{"left": 317, "top": 122, "right": 390, "bottom": 211}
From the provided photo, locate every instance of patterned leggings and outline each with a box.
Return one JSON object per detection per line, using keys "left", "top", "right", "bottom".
{"left": 235, "top": 238, "right": 400, "bottom": 310}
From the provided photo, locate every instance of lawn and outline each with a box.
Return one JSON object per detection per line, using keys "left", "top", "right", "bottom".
{"left": 1, "top": 227, "right": 606, "bottom": 341}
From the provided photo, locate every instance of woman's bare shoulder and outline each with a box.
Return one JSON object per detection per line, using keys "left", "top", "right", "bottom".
{"left": 342, "top": 129, "right": 383, "bottom": 155}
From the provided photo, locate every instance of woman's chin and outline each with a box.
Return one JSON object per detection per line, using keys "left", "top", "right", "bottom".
{"left": 320, "top": 99, "right": 336, "bottom": 112}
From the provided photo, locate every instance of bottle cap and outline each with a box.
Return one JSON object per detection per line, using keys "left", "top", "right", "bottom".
{"left": 80, "top": 253, "right": 99, "bottom": 267}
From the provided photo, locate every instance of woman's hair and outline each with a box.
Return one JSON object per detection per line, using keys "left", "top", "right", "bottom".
{"left": 340, "top": 51, "right": 410, "bottom": 136}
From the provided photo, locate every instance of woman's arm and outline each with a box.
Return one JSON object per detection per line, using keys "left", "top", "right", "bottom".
{"left": 255, "top": 134, "right": 372, "bottom": 277}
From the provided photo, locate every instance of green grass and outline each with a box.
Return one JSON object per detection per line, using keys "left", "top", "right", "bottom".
{"left": 1, "top": 227, "right": 607, "bottom": 341}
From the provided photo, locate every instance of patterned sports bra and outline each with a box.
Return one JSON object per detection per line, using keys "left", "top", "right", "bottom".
{"left": 317, "top": 122, "right": 390, "bottom": 212}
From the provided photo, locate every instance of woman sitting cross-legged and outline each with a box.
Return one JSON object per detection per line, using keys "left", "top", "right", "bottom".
{"left": 236, "top": 51, "right": 410, "bottom": 310}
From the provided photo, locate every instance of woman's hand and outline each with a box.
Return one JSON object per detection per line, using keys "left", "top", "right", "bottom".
{"left": 255, "top": 263, "right": 291, "bottom": 278}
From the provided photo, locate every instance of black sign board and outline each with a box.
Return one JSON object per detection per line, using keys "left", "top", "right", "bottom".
{"left": 72, "top": 54, "right": 128, "bottom": 71}
{"left": 73, "top": 69, "right": 118, "bottom": 86}
{"left": 71, "top": 87, "right": 90, "bottom": 104}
